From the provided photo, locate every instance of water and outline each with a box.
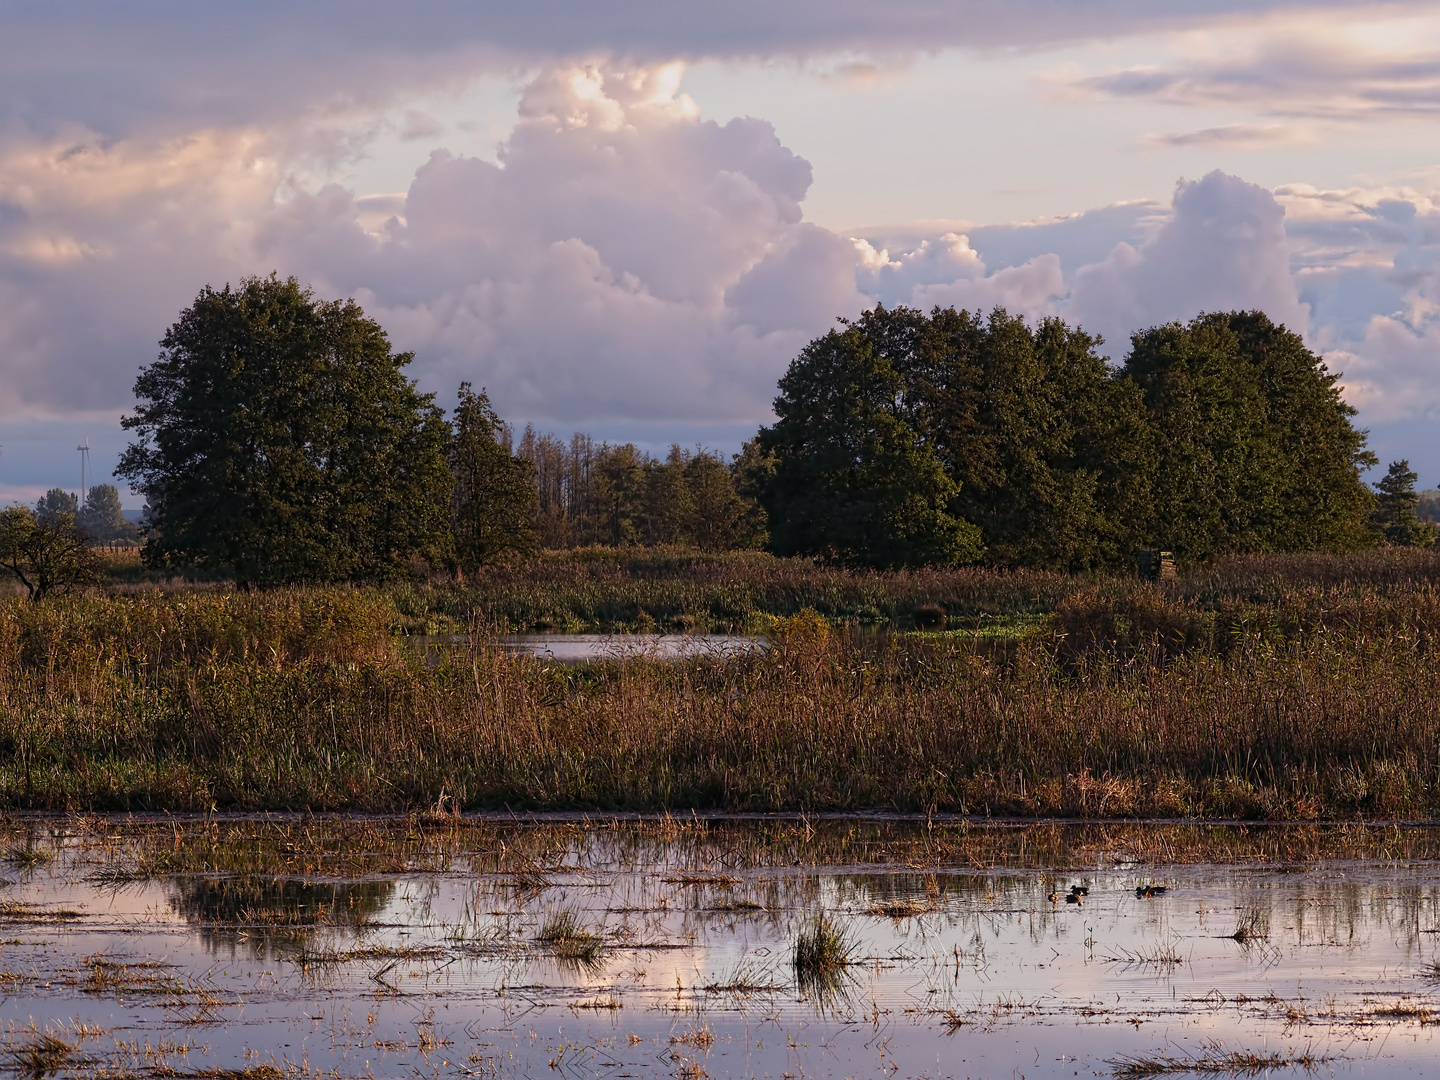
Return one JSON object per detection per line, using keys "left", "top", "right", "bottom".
{"left": 419, "top": 633, "right": 767, "bottom": 663}
{"left": 0, "top": 817, "right": 1438, "bottom": 1077}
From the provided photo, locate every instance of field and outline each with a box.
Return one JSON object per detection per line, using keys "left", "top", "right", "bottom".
{"left": 4, "top": 546, "right": 1440, "bottom": 816}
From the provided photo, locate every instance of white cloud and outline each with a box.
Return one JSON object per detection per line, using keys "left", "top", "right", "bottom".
{"left": 2, "top": 56, "right": 1435, "bottom": 484}
{"left": 1068, "top": 171, "right": 1309, "bottom": 355}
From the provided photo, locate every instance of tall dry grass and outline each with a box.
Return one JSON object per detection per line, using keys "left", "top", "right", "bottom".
{"left": 2, "top": 571, "right": 1440, "bottom": 817}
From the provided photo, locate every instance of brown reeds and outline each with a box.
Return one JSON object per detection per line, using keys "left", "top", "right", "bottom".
{"left": 2, "top": 554, "right": 1440, "bottom": 817}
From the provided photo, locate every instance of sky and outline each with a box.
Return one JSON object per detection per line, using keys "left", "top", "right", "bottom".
{"left": 3, "top": 1, "right": 1440, "bottom": 507}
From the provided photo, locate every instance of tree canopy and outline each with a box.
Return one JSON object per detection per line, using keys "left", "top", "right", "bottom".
{"left": 118, "top": 275, "right": 453, "bottom": 586}
{"left": 755, "top": 305, "right": 1377, "bottom": 569}
{"left": 78, "top": 484, "right": 137, "bottom": 543}
{"left": 1373, "top": 459, "right": 1429, "bottom": 546}
{"left": 758, "top": 322, "right": 983, "bottom": 568}
{"left": 451, "top": 383, "right": 540, "bottom": 570}
{"left": 1122, "top": 311, "right": 1376, "bottom": 560}
{"left": 0, "top": 507, "right": 103, "bottom": 600}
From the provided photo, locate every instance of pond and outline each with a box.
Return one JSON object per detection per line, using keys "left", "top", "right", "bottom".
{"left": 418, "top": 633, "right": 768, "bottom": 663}
{"left": 0, "top": 816, "right": 1437, "bottom": 1078}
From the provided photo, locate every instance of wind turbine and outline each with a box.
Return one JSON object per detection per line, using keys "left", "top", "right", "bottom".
{"left": 77, "top": 438, "right": 90, "bottom": 509}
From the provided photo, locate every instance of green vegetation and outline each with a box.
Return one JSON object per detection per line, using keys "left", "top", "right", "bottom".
{"left": 451, "top": 383, "right": 540, "bottom": 569}
{"left": 2, "top": 549, "right": 1440, "bottom": 817}
{"left": 77, "top": 484, "right": 139, "bottom": 545}
{"left": 0, "top": 507, "right": 103, "bottom": 600}
{"left": 759, "top": 306, "right": 1378, "bottom": 569}
{"left": 117, "top": 274, "right": 453, "bottom": 586}
{"left": 1373, "top": 460, "right": 1430, "bottom": 547}
{"left": 792, "top": 914, "right": 854, "bottom": 978}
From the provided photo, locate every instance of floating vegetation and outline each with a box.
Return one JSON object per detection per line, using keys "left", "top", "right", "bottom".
{"left": 1110, "top": 1043, "right": 1328, "bottom": 1077}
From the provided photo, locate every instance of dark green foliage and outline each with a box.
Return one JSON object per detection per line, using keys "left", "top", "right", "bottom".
{"left": 78, "top": 485, "right": 138, "bottom": 544}
{"left": 1122, "top": 311, "right": 1375, "bottom": 561}
{"left": 0, "top": 507, "right": 103, "bottom": 600}
{"left": 1372, "top": 459, "right": 1430, "bottom": 546}
{"left": 841, "top": 305, "right": 1152, "bottom": 570}
{"left": 34, "top": 488, "right": 78, "bottom": 525}
{"left": 515, "top": 430, "right": 764, "bottom": 551}
{"left": 758, "top": 323, "right": 983, "bottom": 568}
{"left": 118, "top": 275, "right": 454, "bottom": 586}
{"left": 758, "top": 305, "right": 1376, "bottom": 570}
{"left": 450, "top": 384, "right": 540, "bottom": 570}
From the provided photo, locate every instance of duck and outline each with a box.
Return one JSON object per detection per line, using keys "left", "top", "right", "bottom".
{"left": 1134, "top": 884, "right": 1168, "bottom": 899}
{"left": 1065, "top": 885, "right": 1087, "bottom": 905}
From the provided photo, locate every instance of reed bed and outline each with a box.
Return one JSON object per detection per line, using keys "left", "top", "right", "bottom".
{"left": 2, "top": 566, "right": 1440, "bottom": 817}
{"left": 393, "top": 547, "right": 1078, "bottom": 631}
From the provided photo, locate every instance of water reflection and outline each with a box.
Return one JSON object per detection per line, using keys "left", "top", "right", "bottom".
{"left": 0, "top": 818, "right": 1434, "bottom": 1077}
{"left": 167, "top": 876, "right": 393, "bottom": 956}
{"left": 415, "top": 632, "right": 766, "bottom": 663}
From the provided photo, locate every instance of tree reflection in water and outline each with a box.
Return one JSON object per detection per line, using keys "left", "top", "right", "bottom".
{"left": 167, "top": 876, "right": 393, "bottom": 957}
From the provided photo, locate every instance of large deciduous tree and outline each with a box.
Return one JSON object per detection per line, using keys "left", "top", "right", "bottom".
{"left": 1123, "top": 311, "right": 1375, "bottom": 560}
{"left": 118, "top": 275, "right": 453, "bottom": 586}
{"left": 758, "top": 322, "right": 982, "bottom": 569}
{"left": 842, "top": 305, "right": 1152, "bottom": 570}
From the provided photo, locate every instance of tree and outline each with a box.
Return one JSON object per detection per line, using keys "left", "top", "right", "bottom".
{"left": 78, "top": 484, "right": 138, "bottom": 543}
{"left": 450, "top": 384, "right": 540, "bottom": 569}
{"left": 118, "top": 275, "right": 454, "bottom": 586}
{"left": 758, "top": 323, "right": 982, "bottom": 568}
{"left": 1373, "top": 459, "right": 1430, "bottom": 546}
{"left": 0, "top": 508, "right": 103, "bottom": 600}
{"left": 1123, "top": 311, "right": 1375, "bottom": 560}
{"left": 34, "top": 488, "right": 78, "bottom": 525}
{"left": 583, "top": 444, "right": 648, "bottom": 546}
{"left": 841, "top": 304, "right": 1153, "bottom": 570}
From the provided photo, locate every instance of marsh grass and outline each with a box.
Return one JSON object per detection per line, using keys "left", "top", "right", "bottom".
{"left": 536, "top": 909, "right": 604, "bottom": 965}
{"left": 9, "top": 551, "right": 1440, "bottom": 816}
{"left": 6, "top": 1029, "right": 74, "bottom": 1076}
{"left": 792, "top": 913, "right": 854, "bottom": 981}
{"left": 1110, "top": 1043, "right": 1327, "bottom": 1077}
{"left": 1230, "top": 906, "right": 1269, "bottom": 944}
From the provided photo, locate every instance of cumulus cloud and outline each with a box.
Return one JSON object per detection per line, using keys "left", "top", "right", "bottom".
{"left": 0, "top": 62, "right": 1365, "bottom": 433}
{"left": 3, "top": 54, "right": 1431, "bottom": 491}
{"left": 1068, "top": 171, "right": 1309, "bottom": 355}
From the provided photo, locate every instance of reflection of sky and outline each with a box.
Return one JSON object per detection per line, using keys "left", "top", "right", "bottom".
{"left": 2, "top": 841, "right": 1440, "bottom": 1076}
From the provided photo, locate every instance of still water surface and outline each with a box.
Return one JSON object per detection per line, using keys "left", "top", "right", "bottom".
{"left": 0, "top": 817, "right": 1436, "bottom": 1077}
{"left": 412, "top": 634, "right": 767, "bottom": 663}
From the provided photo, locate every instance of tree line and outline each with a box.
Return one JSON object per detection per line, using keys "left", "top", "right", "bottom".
{"left": 753, "top": 305, "right": 1407, "bottom": 569}
{"left": 1, "top": 274, "right": 1426, "bottom": 596}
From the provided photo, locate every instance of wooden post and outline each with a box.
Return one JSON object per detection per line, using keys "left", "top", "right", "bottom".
{"left": 1138, "top": 549, "right": 1176, "bottom": 582}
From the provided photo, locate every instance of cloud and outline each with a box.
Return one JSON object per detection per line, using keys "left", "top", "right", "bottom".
{"left": 398, "top": 110, "right": 445, "bottom": 141}
{"left": 0, "top": 63, "right": 1354, "bottom": 432}
{"left": 0, "top": 2, "right": 1406, "bottom": 141}
{"left": 4, "top": 54, "right": 1432, "bottom": 494}
{"left": 1137, "top": 122, "right": 1320, "bottom": 150}
{"left": 1071, "top": 34, "right": 1440, "bottom": 121}
{"left": 1068, "top": 171, "right": 1309, "bottom": 355}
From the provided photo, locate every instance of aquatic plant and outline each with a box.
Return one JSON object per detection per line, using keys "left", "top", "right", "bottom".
{"left": 792, "top": 913, "right": 854, "bottom": 978}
